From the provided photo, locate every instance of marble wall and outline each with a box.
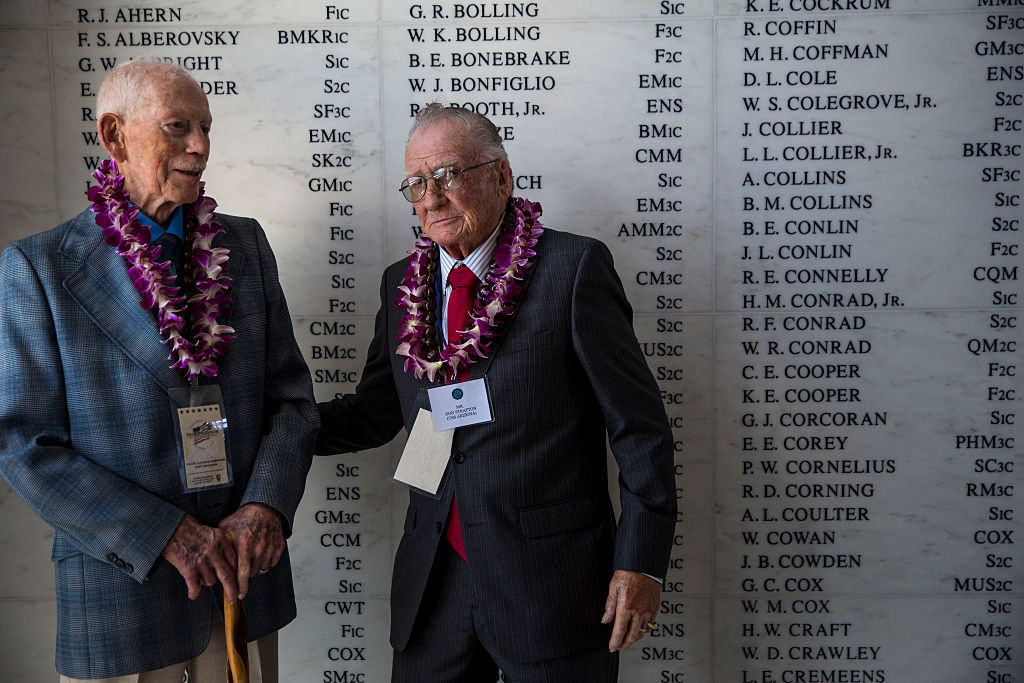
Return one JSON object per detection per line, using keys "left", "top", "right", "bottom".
{"left": 1, "top": 1, "right": 1022, "bottom": 681}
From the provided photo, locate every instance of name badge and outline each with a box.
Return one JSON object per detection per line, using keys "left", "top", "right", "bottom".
{"left": 427, "top": 377, "right": 493, "bottom": 432}
{"left": 177, "top": 404, "right": 229, "bottom": 489}
{"left": 169, "top": 385, "right": 233, "bottom": 492}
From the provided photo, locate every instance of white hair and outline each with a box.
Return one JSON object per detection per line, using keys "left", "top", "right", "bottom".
{"left": 409, "top": 102, "right": 509, "bottom": 166}
{"left": 96, "top": 58, "right": 202, "bottom": 121}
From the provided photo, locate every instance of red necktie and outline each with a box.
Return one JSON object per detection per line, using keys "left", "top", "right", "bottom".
{"left": 444, "top": 265, "right": 479, "bottom": 561}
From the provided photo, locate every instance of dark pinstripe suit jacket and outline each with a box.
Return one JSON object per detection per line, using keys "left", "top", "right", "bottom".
{"left": 0, "top": 209, "right": 318, "bottom": 678}
{"left": 317, "top": 228, "right": 676, "bottom": 663}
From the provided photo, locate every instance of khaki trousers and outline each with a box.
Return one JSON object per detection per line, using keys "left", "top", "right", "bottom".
{"left": 59, "top": 609, "right": 278, "bottom": 683}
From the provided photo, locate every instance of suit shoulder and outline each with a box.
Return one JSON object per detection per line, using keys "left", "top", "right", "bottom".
{"left": 536, "top": 227, "right": 611, "bottom": 267}
{"left": 213, "top": 212, "right": 256, "bottom": 227}
{"left": 3, "top": 210, "right": 101, "bottom": 272}
{"left": 541, "top": 227, "right": 604, "bottom": 251}
{"left": 384, "top": 254, "right": 412, "bottom": 286}
{"left": 212, "top": 212, "right": 259, "bottom": 238}
{"left": 211, "top": 213, "right": 267, "bottom": 262}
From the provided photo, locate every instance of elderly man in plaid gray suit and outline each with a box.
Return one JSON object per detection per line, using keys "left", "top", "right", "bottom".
{"left": 0, "top": 60, "right": 317, "bottom": 681}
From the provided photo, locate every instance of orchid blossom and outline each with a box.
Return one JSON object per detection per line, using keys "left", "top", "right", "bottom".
{"left": 89, "top": 158, "right": 234, "bottom": 382}
{"left": 395, "top": 197, "right": 545, "bottom": 382}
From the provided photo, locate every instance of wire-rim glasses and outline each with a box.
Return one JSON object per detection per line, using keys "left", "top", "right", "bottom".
{"left": 399, "top": 158, "right": 499, "bottom": 203}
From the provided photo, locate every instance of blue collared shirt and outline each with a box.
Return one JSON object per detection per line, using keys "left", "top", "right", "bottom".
{"left": 135, "top": 205, "right": 185, "bottom": 271}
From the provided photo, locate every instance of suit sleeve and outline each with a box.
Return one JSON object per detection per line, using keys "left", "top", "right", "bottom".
{"left": 238, "top": 220, "right": 319, "bottom": 537}
{"left": 0, "top": 243, "right": 185, "bottom": 582}
{"left": 569, "top": 240, "right": 677, "bottom": 579}
{"left": 316, "top": 269, "right": 405, "bottom": 455}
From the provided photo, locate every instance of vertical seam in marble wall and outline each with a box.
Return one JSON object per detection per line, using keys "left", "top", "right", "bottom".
{"left": 375, "top": 5, "right": 398, "bottom": 580}
{"left": 45, "top": 2, "right": 61, "bottom": 219}
{"left": 710, "top": 7, "right": 719, "bottom": 680}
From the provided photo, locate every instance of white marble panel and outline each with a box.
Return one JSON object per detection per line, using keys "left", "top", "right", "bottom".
{"left": 0, "top": 1, "right": 45, "bottom": 25}
{"left": 714, "top": 11, "right": 1017, "bottom": 311}
{"left": 0, "top": 599, "right": 57, "bottom": 681}
{"left": 0, "top": 29, "right": 58, "bottom": 247}
{"left": 280, "top": 596, "right": 391, "bottom": 682}
{"left": 715, "top": 310, "right": 1022, "bottom": 593}
{"left": 290, "top": 450, "right": 394, "bottom": 600}
{"left": 292, "top": 315, "right": 376, "bottom": 404}
{"left": 713, "top": 595, "right": 1023, "bottom": 681}
{"left": 0, "top": 481, "right": 56, "bottom": 599}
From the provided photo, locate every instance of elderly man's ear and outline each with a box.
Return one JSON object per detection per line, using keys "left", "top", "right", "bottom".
{"left": 98, "top": 113, "right": 129, "bottom": 163}
{"left": 497, "top": 159, "right": 514, "bottom": 198}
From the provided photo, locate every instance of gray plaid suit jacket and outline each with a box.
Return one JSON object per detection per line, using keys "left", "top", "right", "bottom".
{"left": 317, "top": 228, "right": 676, "bottom": 663}
{"left": 0, "top": 209, "right": 318, "bottom": 678}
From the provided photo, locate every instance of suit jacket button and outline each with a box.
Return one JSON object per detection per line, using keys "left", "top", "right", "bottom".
{"left": 453, "top": 451, "right": 466, "bottom": 464}
{"left": 435, "top": 522, "right": 442, "bottom": 533}
{"left": 107, "top": 553, "right": 118, "bottom": 563}
{"left": 125, "top": 564, "right": 134, "bottom": 573}
{"left": 116, "top": 559, "right": 126, "bottom": 569}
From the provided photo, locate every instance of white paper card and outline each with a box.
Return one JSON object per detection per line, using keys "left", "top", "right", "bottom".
{"left": 176, "top": 403, "right": 229, "bottom": 490}
{"left": 426, "top": 378, "right": 493, "bottom": 432}
{"left": 393, "top": 408, "right": 455, "bottom": 496}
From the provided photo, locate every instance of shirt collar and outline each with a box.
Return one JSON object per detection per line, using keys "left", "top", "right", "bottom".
{"left": 134, "top": 205, "right": 185, "bottom": 243}
{"left": 438, "top": 223, "right": 502, "bottom": 287}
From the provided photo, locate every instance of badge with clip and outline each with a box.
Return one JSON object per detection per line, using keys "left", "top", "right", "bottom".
{"left": 168, "top": 385, "right": 233, "bottom": 492}
{"left": 392, "top": 378, "right": 493, "bottom": 498}
{"left": 426, "top": 377, "right": 493, "bottom": 431}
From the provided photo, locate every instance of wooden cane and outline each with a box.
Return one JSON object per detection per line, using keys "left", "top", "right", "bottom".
{"left": 224, "top": 532, "right": 250, "bottom": 683}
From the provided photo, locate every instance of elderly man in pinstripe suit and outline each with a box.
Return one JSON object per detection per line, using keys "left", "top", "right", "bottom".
{"left": 0, "top": 61, "right": 317, "bottom": 681}
{"left": 317, "top": 103, "right": 677, "bottom": 682}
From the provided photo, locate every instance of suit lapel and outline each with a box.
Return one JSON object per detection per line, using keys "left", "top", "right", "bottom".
{"left": 61, "top": 211, "right": 185, "bottom": 391}
{"left": 218, "top": 219, "right": 247, "bottom": 312}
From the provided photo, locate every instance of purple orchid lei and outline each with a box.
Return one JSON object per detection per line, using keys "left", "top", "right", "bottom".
{"left": 395, "top": 196, "right": 544, "bottom": 382}
{"left": 88, "top": 158, "right": 234, "bottom": 382}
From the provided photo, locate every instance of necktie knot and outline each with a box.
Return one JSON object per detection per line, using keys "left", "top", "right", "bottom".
{"left": 152, "top": 231, "right": 183, "bottom": 285}
{"left": 448, "top": 264, "right": 479, "bottom": 289}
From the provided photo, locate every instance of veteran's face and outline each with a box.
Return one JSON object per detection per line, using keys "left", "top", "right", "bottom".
{"left": 404, "top": 120, "right": 512, "bottom": 260}
{"left": 119, "top": 75, "right": 211, "bottom": 226}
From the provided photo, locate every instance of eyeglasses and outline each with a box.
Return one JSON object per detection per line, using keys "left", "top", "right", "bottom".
{"left": 399, "top": 159, "right": 499, "bottom": 203}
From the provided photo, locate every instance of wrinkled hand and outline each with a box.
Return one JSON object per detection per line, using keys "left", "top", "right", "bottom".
{"left": 162, "top": 514, "right": 239, "bottom": 603}
{"left": 218, "top": 502, "right": 285, "bottom": 600}
{"left": 602, "top": 570, "right": 661, "bottom": 652}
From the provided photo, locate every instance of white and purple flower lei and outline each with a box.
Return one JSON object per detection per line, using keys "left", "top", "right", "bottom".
{"left": 88, "top": 158, "right": 234, "bottom": 382}
{"left": 395, "top": 196, "right": 544, "bottom": 382}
